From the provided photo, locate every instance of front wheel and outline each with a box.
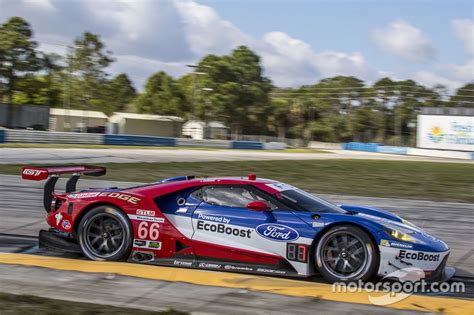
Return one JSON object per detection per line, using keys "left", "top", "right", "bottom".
{"left": 315, "top": 225, "right": 378, "bottom": 283}
{"left": 77, "top": 205, "right": 133, "bottom": 261}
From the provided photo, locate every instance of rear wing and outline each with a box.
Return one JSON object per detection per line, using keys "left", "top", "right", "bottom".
{"left": 22, "top": 165, "right": 106, "bottom": 181}
{"left": 22, "top": 165, "right": 106, "bottom": 212}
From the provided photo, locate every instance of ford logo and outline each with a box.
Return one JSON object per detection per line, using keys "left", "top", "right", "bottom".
{"left": 256, "top": 224, "right": 299, "bottom": 242}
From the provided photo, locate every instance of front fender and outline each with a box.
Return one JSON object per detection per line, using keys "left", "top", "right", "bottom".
{"left": 339, "top": 204, "right": 402, "bottom": 223}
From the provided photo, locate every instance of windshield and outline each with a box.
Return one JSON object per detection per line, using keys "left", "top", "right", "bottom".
{"left": 280, "top": 189, "right": 347, "bottom": 214}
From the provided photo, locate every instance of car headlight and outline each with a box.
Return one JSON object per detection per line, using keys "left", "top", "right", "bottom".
{"left": 384, "top": 227, "right": 416, "bottom": 243}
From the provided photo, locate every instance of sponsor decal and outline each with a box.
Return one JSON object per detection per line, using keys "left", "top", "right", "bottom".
{"left": 176, "top": 207, "right": 188, "bottom": 213}
{"left": 224, "top": 265, "right": 253, "bottom": 271}
{"left": 54, "top": 212, "right": 63, "bottom": 226}
{"left": 148, "top": 241, "right": 162, "bottom": 249}
{"left": 197, "top": 213, "right": 230, "bottom": 224}
{"left": 136, "top": 209, "right": 155, "bottom": 216}
{"left": 133, "top": 239, "right": 162, "bottom": 250}
{"left": 312, "top": 221, "right": 328, "bottom": 228}
{"left": 256, "top": 268, "right": 287, "bottom": 274}
{"left": 198, "top": 263, "right": 221, "bottom": 269}
{"left": 256, "top": 224, "right": 299, "bottom": 242}
{"left": 62, "top": 220, "right": 71, "bottom": 230}
{"left": 128, "top": 214, "right": 165, "bottom": 223}
{"left": 134, "top": 240, "right": 146, "bottom": 247}
{"left": 22, "top": 169, "right": 47, "bottom": 177}
{"left": 68, "top": 192, "right": 101, "bottom": 199}
{"left": 174, "top": 260, "right": 193, "bottom": 267}
{"left": 428, "top": 126, "right": 444, "bottom": 143}
{"left": 196, "top": 220, "right": 251, "bottom": 238}
{"left": 68, "top": 192, "right": 141, "bottom": 204}
{"left": 399, "top": 250, "right": 440, "bottom": 262}
{"left": 380, "top": 239, "right": 413, "bottom": 249}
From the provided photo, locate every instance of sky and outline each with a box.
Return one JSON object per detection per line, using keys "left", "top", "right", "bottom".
{"left": 1, "top": 0, "right": 473, "bottom": 91}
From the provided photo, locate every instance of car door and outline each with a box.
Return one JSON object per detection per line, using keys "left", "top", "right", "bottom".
{"left": 190, "top": 184, "right": 311, "bottom": 272}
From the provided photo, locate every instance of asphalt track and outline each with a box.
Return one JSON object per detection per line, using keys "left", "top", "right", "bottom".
{"left": 0, "top": 174, "right": 472, "bottom": 313}
{"left": 1, "top": 147, "right": 473, "bottom": 164}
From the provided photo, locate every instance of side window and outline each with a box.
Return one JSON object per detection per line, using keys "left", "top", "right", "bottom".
{"left": 198, "top": 185, "right": 286, "bottom": 210}
{"left": 190, "top": 188, "right": 204, "bottom": 201}
{"left": 249, "top": 188, "right": 286, "bottom": 210}
{"left": 202, "top": 186, "right": 255, "bottom": 208}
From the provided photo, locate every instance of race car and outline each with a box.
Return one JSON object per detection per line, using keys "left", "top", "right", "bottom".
{"left": 22, "top": 165, "right": 453, "bottom": 283}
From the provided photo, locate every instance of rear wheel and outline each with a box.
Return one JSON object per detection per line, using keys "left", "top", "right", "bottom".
{"left": 315, "top": 225, "right": 378, "bottom": 283}
{"left": 77, "top": 205, "right": 132, "bottom": 261}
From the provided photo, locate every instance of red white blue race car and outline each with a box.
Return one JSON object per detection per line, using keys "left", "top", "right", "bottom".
{"left": 22, "top": 165, "right": 453, "bottom": 283}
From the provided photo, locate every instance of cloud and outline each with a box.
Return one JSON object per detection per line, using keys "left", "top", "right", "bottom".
{"left": 371, "top": 20, "right": 435, "bottom": 62}
{"left": 410, "top": 19, "right": 473, "bottom": 91}
{"left": 21, "top": 0, "right": 56, "bottom": 11}
{"left": 413, "top": 71, "right": 464, "bottom": 91}
{"left": 452, "top": 19, "right": 474, "bottom": 57}
{"left": 109, "top": 54, "right": 191, "bottom": 89}
{"left": 258, "top": 32, "right": 320, "bottom": 86}
{"left": 1, "top": 0, "right": 377, "bottom": 88}
{"left": 174, "top": 0, "right": 252, "bottom": 56}
{"left": 2, "top": 0, "right": 467, "bottom": 91}
{"left": 258, "top": 32, "right": 374, "bottom": 86}
{"left": 313, "top": 51, "right": 373, "bottom": 79}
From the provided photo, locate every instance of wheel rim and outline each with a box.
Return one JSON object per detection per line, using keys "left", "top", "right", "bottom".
{"left": 83, "top": 213, "right": 125, "bottom": 259}
{"left": 320, "top": 231, "right": 369, "bottom": 279}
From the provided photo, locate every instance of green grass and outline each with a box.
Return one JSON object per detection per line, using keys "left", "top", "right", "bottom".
{"left": 0, "top": 292, "right": 188, "bottom": 315}
{"left": 0, "top": 143, "right": 327, "bottom": 153}
{"left": 2, "top": 159, "right": 473, "bottom": 203}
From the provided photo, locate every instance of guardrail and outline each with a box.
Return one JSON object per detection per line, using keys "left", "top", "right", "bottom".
{"left": 176, "top": 138, "right": 231, "bottom": 148}
{"left": 103, "top": 134, "right": 176, "bottom": 146}
{"left": 308, "top": 141, "right": 342, "bottom": 150}
{"left": 231, "top": 141, "right": 264, "bottom": 150}
{"left": 376, "top": 146, "right": 408, "bottom": 155}
{"left": 5, "top": 129, "right": 102, "bottom": 144}
{"left": 0, "top": 129, "right": 288, "bottom": 150}
{"left": 342, "top": 142, "right": 380, "bottom": 152}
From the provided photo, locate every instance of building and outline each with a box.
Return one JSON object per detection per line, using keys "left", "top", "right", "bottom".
{"left": 182, "top": 120, "right": 229, "bottom": 140}
{"left": 417, "top": 107, "right": 473, "bottom": 152}
{"left": 49, "top": 108, "right": 108, "bottom": 132}
{"left": 108, "top": 112, "right": 184, "bottom": 137}
{"left": 0, "top": 103, "right": 49, "bottom": 130}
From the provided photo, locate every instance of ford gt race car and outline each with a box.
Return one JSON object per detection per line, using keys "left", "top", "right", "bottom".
{"left": 22, "top": 165, "right": 453, "bottom": 283}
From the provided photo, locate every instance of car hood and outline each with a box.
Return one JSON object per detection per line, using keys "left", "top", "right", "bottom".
{"left": 292, "top": 204, "right": 449, "bottom": 252}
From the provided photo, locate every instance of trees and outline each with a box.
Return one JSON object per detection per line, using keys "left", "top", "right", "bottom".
{"left": 104, "top": 74, "right": 136, "bottom": 114}
{"left": 451, "top": 83, "right": 474, "bottom": 108}
{"left": 0, "top": 17, "right": 40, "bottom": 103}
{"left": 1, "top": 15, "right": 472, "bottom": 141}
{"left": 69, "top": 32, "right": 114, "bottom": 112}
{"left": 196, "top": 46, "right": 272, "bottom": 136}
{"left": 134, "top": 71, "right": 186, "bottom": 116}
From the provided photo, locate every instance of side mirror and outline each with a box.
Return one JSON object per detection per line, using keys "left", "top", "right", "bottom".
{"left": 246, "top": 200, "right": 270, "bottom": 212}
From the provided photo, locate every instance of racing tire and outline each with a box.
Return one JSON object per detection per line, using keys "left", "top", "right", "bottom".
{"left": 77, "top": 205, "right": 133, "bottom": 261}
{"left": 315, "top": 225, "right": 378, "bottom": 283}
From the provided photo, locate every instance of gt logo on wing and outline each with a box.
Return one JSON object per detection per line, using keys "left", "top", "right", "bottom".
{"left": 22, "top": 169, "right": 47, "bottom": 176}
